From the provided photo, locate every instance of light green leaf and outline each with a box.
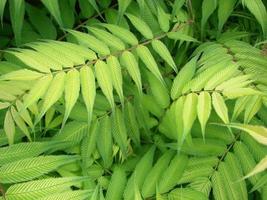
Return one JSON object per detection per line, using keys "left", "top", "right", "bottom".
{"left": 9, "top": 0, "right": 25, "bottom": 45}
{"left": 106, "top": 167, "right": 127, "bottom": 200}
{"left": 37, "top": 72, "right": 66, "bottom": 122}
{"left": 197, "top": 91, "right": 211, "bottom": 140}
{"left": 23, "top": 74, "right": 53, "bottom": 109}
{"left": 0, "top": 102, "right": 10, "bottom": 110}
{"left": 63, "top": 69, "right": 80, "bottom": 128}
{"left": 5, "top": 177, "right": 86, "bottom": 200}
{"left": 95, "top": 60, "right": 115, "bottom": 110}
{"left": 244, "top": 96, "right": 262, "bottom": 123}
{"left": 107, "top": 56, "right": 124, "bottom": 105}
{"left": 171, "top": 56, "right": 197, "bottom": 99}
{"left": 0, "top": 155, "right": 79, "bottom": 183}
{"left": 232, "top": 96, "right": 250, "bottom": 121}
{"left": 151, "top": 39, "right": 177, "bottom": 72}
{"left": 120, "top": 51, "right": 142, "bottom": 94}
{"left": 4, "top": 50, "right": 51, "bottom": 73}
{"left": 212, "top": 92, "right": 229, "bottom": 124}
{"left": 67, "top": 29, "right": 110, "bottom": 56}
{"left": 158, "top": 154, "right": 188, "bottom": 193}
{"left": 124, "top": 146, "right": 155, "bottom": 200}
{"left": 87, "top": 26, "right": 125, "bottom": 51}
{"left": 80, "top": 66, "right": 95, "bottom": 125}
{"left": 112, "top": 107, "right": 128, "bottom": 156}
{"left": 16, "top": 100, "right": 33, "bottom": 129}
{"left": 226, "top": 123, "right": 267, "bottom": 145}
{"left": 244, "top": 156, "right": 267, "bottom": 179}
{"left": 41, "top": 0, "right": 63, "bottom": 27}
{"left": 142, "top": 150, "right": 174, "bottom": 198}
{"left": 167, "top": 31, "right": 199, "bottom": 43}
{"left": 223, "top": 88, "right": 263, "bottom": 99}
{"left": 100, "top": 23, "right": 138, "bottom": 45}
{"left": 126, "top": 13, "right": 153, "bottom": 39}
{"left": 11, "top": 106, "right": 31, "bottom": 141}
{"left": 4, "top": 110, "right": 15, "bottom": 145}
{"left": 0, "top": 69, "right": 43, "bottom": 81}
{"left": 157, "top": 5, "right": 170, "bottom": 32}
{"left": 183, "top": 93, "right": 198, "bottom": 140}
{"left": 136, "top": 45, "right": 165, "bottom": 86}
{"left": 96, "top": 116, "right": 113, "bottom": 168}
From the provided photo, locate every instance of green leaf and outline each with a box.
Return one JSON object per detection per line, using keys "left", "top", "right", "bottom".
{"left": 67, "top": 29, "right": 110, "bottom": 56}
{"left": 37, "top": 72, "right": 65, "bottom": 123}
{"left": 0, "top": 69, "right": 43, "bottom": 81}
{"left": 4, "top": 50, "right": 51, "bottom": 73}
{"left": 15, "top": 100, "right": 33, "bottom": 129}
{"left": 201, "top": 0, "right": 217, "bottom": 37}
{"left": 168, "top": 188, "right": 209, "bottom": 200}
{"left": 157, "top": 5, "right": 170, "bottom": 32}
{"left": 9, "top": 0, "right": 25, "bottom": 45}
{"left": 107, "top": 56, "right": 124, "bottom": 105}
{"left": 0, "top": 155, "right": 79, "bottom": 183}
{"left": 87, "top": 26, "right": 125, "bottom": 51}
{"left": 124, "top": 146, "right": 155, "bottom": 200}
{"left": 146, "top": 71, "right": 170, "bottom": 108}
{"left": 242, "top": 0, "right": 267, "bottom": 38}
{"left": 62, "top": 69, "right": 80, "bottom": 128}
{"left": 80, "top": 66, "right": 96, "bottom": 125}
{"left": 0, "top": 0, "right": 7, "bottom": 26}
{"left": 158, "top": 154, "right": 188, "bottom": 193}
{"left": 142, "top": 150, "right": 174, "bottom": 198}
{"left": 23, "top": 74, "right": 53, "bottom": 109}
{"left": 197, "top": 91, "right": 211, "bottom": 140}
{"left": 212, "top": 92, "right": 229, "bottom": 124}
{"left": 226, "top": 123, "right": 267, "bottom": 145}
{"left": 100, "top": 23, "right": 139, "bottom": 45}
{"left": 136, "top": 45, "right": 165, "bottom": 86}
{"left": 183, "top": 93, "right": 198, "bottom": 141}
{"left": 126, "top": 13, "right": 153, "bottom": 39}
{"left": 171, "top": 56, "right": 197, "bottom": 99}
{"left": 10, "top": 106, "right": 31, "bottom": 141}
{"left": 218, "top": 0, "right": 237, "bottom": 32}
{"left": 5, "top": 177, "right": 86, "bottom": 200}
{"left": 95, "top": 60, "right": 115, "bottom": 110}
{"left": 120, "top": 51, "right": 142, "bottom": 94}
{"left": 118, "top": 0, "right": 132, "bottom": 23}
{"left": 0, "top": 141, "right": 61, "bottom": 165}
{"left": 244, "top": 96, "right": 262, "bottom": 124}
{"left": 167, "top": 31, "right": 199, "bottom": 43}
{"left": 53, "top": 121, "right": 88, "bottom": 145}
{"left": 4, "top": 110, "right": 15, "bottom": 145}
{"left": 151, "top": 39, "right": 177, "bottom": 72}
{"left": 96, "top": 116, "right": 113, "bottom": 168}
{"left": 41, "top": 0, "right": 63, "bottom": 27}
{"left": 112, "top": 107, "right": 128, "bottom": 156}
{"left": 105, "top": 167, "right": 127, "bottom": 200}
{"left": 87, "top": 0, "right": 103, "bottom": 20}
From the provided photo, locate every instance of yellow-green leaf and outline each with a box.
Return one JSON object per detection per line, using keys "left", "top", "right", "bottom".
{"left": 126, "top": 13, "right": 153, "bottom": 39}
{"left": 38, "top": 72, "right": 65, "bottom": 122}
{"left": 136, "top": 45, "right": 164, "bottom": 86}
{"left": 95, "top": 60, "right": 115, "bottom": 110}
{"left": 107, "top": 56, "right": 124, "bottom": 105}
{"left": 120, "top": 51, "right": 142, "bottom": 94}
{"left": 63, "top": 69, "right": 80, "bottom": 128}
{"left": 197, "top": 91, "right": 211, "bottom": 140}
{"left": 23, "top": 74, "right": 53, "bottom": 109}
{"left": 151, "top": 39, "right": 177, "bottom": 72}
{"left": 212, "top": 92, "right": 229, "bottom": 124}
{"left": 80, "top": 66, "right": 96, "bottom": 125}
{"left": 4, "top": 110, "right": 15, "bottom": 145}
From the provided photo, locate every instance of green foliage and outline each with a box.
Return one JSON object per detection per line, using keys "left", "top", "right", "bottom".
{"left": 0, "top": 0, "right": 267, "bottom": 199}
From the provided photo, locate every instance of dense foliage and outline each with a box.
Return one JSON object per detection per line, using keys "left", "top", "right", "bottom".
{"left": 0, "top": 0, "right": 267, "bottom": 199}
